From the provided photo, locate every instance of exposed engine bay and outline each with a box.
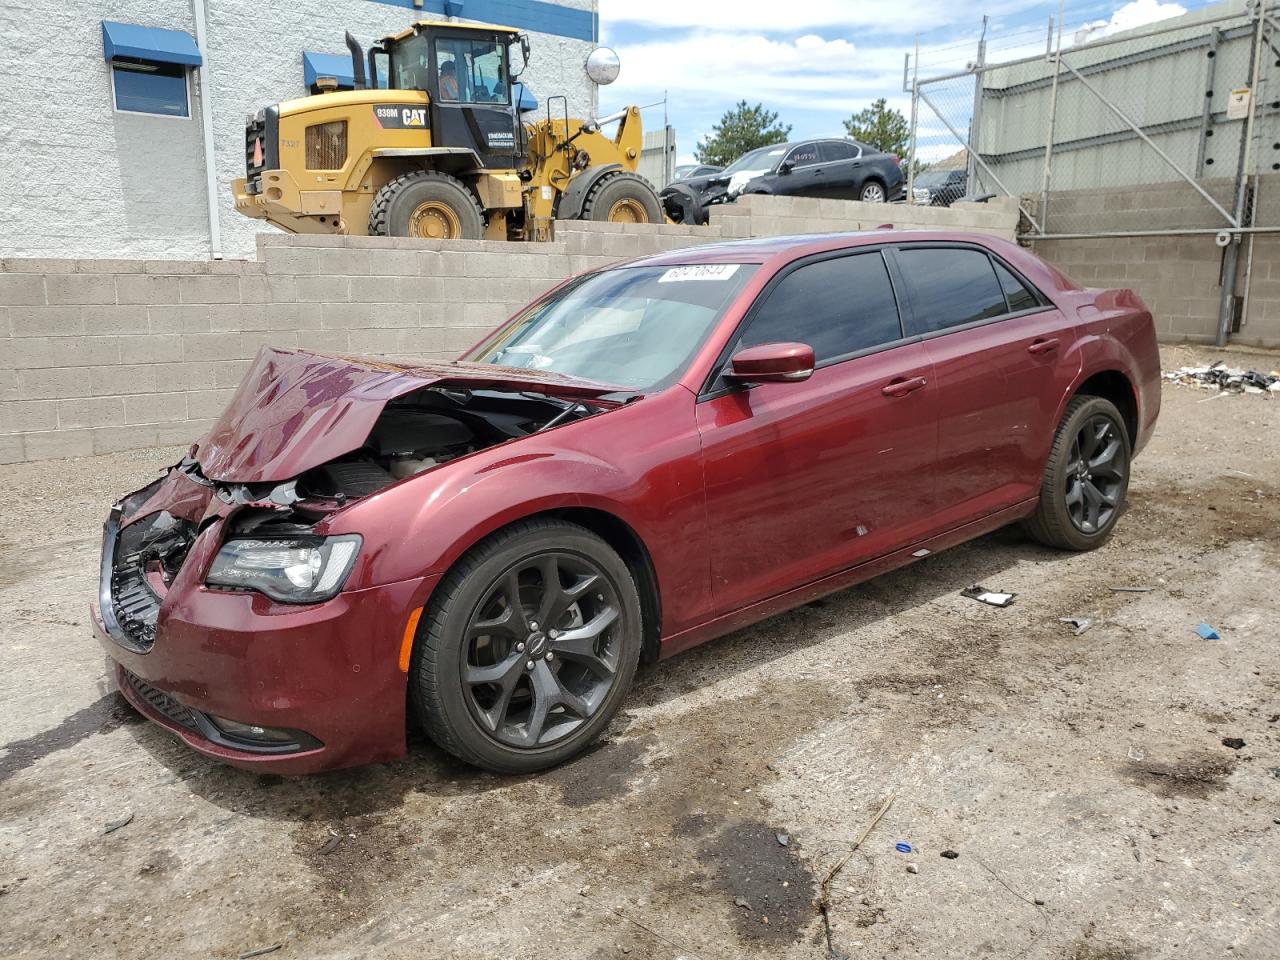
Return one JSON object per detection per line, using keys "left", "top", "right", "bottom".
{"left": 301, "top": 387, "right": 600, "bottom": 501}
{"left": 169, "top": 385, "right": 606, "bottom": 539}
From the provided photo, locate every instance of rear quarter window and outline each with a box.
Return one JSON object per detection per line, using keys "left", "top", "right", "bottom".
{"left": 898, "top": 247, "right": 1008, "bottom": 334}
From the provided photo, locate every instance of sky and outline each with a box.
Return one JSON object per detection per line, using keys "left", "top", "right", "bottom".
{"left": 595, "top": 0, "right": 1212, "bottom": 165}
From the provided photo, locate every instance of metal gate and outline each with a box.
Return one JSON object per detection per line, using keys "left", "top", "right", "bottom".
{"left": 906, "top": 1, "right": 1280, "bottom": 343}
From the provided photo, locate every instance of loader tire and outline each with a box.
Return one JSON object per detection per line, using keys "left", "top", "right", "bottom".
{"left": 369, "top": 170, "right": 485, "bottom": 240}
{"left": 580, "top": 172, "right": 663, "bottom": 224}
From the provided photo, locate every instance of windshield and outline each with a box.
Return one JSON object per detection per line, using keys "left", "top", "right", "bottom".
{"left": 915, "top": 171, "right": 954, "bottom": 187}
{"left": 465, "top": 264, "right": 759, "bottom": 390}
{"left": 723, "top": 145, "right": 787, "bottom": 176}
{"left": 435, "top": 37, "right": 508, "bottom": 103}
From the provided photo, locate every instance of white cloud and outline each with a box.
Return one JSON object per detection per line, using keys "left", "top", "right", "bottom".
{"left": 1074, "top": 0, "right": 1187, "bottom": 44}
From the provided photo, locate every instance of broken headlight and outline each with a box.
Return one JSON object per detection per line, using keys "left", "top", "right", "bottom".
{"left": 206, "top": 535, "right": 361, "bottom": 603}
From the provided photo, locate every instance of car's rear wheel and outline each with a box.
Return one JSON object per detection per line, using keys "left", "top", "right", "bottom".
{"left": 1023, "top": 395, "right": 1131, "bottom": 550}
{"left": 410, "top": 519, "right": 642, "bottom": 773}
{"left": 859, "top": 180, "right": 887, "bottom": 202}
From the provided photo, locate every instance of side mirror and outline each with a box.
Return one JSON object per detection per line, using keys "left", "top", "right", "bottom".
{"left": 726, "top": 342, "right": 815, "bottom": 384}
{"left": 777, "top": 160, "right": 793, "bottom": 175}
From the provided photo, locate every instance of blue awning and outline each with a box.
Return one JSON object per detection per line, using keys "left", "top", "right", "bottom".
{"left": 303, "top": 51, "right": 356, "bottom": 89}
{"left": 101, "top": 21, "right": 202, "bottom": 68}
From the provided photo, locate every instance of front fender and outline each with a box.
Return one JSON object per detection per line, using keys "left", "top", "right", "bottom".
{"left": 322, "top": 386, "right": 709, "bottom": 633}
{"left": 556, "top": 163, "right": 624, "bottom": 220}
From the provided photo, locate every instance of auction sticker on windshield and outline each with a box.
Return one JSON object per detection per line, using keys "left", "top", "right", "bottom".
{"left": 658, "top": 264, "right": 741, "bottom": 283}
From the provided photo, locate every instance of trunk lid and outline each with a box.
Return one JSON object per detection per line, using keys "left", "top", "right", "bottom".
{"left": 195, "top": 347, "right": 626, "bottom": 483}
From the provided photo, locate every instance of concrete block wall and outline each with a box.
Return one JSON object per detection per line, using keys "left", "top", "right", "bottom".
{"left": 710, "top": 194, "right": 1021, "bottom": 241}
{"left": 1029, "top": 174, "right": 1280, "bottom": 347}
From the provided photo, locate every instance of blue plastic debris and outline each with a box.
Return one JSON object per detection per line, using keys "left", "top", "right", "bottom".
{"left": 1195, "top": 622, "right": 1221, "bottom": 640}
{"left": 895, "top": 842, "right": 912, "bottom": 854}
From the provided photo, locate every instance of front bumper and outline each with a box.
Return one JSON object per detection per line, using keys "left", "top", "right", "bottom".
{"left": 94, "top": 509, "right": 437, "bottom": 775}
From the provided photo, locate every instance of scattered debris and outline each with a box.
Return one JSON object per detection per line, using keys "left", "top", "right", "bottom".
{"left": 775, "top": 832, "right": 790, "bottom": 847}
{"left": 905, "top": 863, "right": 920, "bottom": 874}
{"left": 940, "top": 850, "right": 960, "bottom": 860}
{"left": 961, "top": 585, "right": 1016, "bottom": 607}
{"left": 911, "top": 548, "right": 931, "bottom": 558}
{"left": 818, "top": 794, "right": 896, "bottom": 959}
{"left": 1222, "top": 737, "right": 1246, "bottom": 750}
{"left": 1110, "top": 585, "right": 1155, "bottom": 593}
{"left": 733, "top": 896, "right": 751, "bottom": 910}
{"left": 1058, "top": 616, "right": 1093, "bottom": 636}
{"left": 103, "top": 813, "right": 133, "bottom": 835}
{"left": 1195, "top": 622, "right": 1221, "bottom": 640}
{"left": 317, "top": 833, "right": 342, "bottom": 856}
{"left": 238, "top": 946, "right": 282, "bottom": 960}
{"left": 894, "top": 842, "right": 913, "bottom": 854}
{"left": 1034, "top": 898, "right": 1046, "bottom": 906}
{"left": 1164, "top": 362, "right": 1280, "bottom": 395}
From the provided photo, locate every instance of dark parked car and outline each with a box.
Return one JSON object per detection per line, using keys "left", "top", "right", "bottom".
{"left": 661, "top": 138, "right": 905, "bottom": 224}
{"left": 912, "top": 168, "right": 968, "bottom": 206}
{"left": 670, "top": 163, "right": 722, "bottom": 183}
{"left": 94, "top": 232, "right": 1160, "bottom": 775}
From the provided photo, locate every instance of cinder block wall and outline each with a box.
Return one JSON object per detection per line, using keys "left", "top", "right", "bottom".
{"left": 0, "top": 197, "right": 1022, "bottom": 464}
{"left": 1028, "top": 176, "right": 1280, "bottom": 347}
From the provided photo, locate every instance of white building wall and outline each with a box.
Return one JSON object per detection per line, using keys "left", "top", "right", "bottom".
{"left": 0, "top": 0, "right": 598, "bottom": 261}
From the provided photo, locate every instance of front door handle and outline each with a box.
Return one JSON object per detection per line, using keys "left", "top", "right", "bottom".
{"left": 1027, "top": 338, "right": 1060, "bottom": 355}
{"left": 882, "top": 376, "right": 928, "bottom": 398}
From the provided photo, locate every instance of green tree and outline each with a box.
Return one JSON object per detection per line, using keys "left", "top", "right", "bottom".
{"left": 695, "top": 101, "right": 791, "bottom": 167}
{"left": 843, "top": 98, "right": 910, "bottom": 156}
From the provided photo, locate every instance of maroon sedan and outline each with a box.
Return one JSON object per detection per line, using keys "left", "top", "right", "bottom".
{"left": 93, "top": 232, "right": 1161, "bottom": 774}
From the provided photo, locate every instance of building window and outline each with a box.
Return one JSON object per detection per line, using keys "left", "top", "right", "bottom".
{"left": 101, "top": 20, "right": 201, "bottom": 119}
{"left": 111, "top": 59, "right": 190, "bottom": 117}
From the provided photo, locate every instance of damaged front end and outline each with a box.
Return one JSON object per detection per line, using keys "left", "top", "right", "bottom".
{"left": 102, "top": 350, "right": 622, "bottom": 629}
{"left": 93, "top": 348, "right": 629, "bottom": 768}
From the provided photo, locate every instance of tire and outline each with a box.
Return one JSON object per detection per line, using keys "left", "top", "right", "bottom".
{"left": 859, "top": 179, "right": 887, "bottom": 203}
{"left": 410, "top": 518, "right": 643, "bottom": 773}
{"left": 368, "top": 170, "right": 484, "bottom": 240}
{"left": 580, "top": 171, "right": 663, "bottom": 224}
{"left": 1023, "top": 395, "right": 1132, "bottom": 551}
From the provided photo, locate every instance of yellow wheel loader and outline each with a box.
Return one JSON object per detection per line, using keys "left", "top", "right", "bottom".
{"left": 231, "top": 21, "right": 663, "bottom": 241}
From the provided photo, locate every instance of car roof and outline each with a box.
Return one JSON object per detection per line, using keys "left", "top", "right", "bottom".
{"left": 617, "top": 229, "right": 1008, "bottom": 269}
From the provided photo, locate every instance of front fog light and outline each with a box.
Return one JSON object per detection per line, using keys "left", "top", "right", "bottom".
{"left": 206, "top": 534, "right": 361, "bottom": 603}
{"left": 208, "top": 714, "right": 298, "bottom": 745}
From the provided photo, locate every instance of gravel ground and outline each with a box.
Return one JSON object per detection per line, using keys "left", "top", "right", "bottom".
{"left": 1, "top": 344, "right": 1278, "bottom": 960}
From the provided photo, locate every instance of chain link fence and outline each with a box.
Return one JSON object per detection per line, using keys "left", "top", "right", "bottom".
{"left": 907, "top": 3, "right": 1277, "bottom": 240}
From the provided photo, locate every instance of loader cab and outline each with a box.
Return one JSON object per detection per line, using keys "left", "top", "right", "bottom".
{"left": 376, "top": 23, "right": 524, "bottom": 168}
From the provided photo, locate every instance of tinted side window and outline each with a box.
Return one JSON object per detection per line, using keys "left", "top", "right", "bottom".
{"left": 821, "top": 140, "right": 856, "bottom": 161}
{"left": 992, "top": 260, "right": 1040, "bottom": 313}
{"left": 899, "top": 247, "right": 1008, "bottom": 333}
{"left": 740, "top": 253, "right": 902, "bottom": 363}
{"left": 786, "top": 143, "right": 821, "bottom": 168}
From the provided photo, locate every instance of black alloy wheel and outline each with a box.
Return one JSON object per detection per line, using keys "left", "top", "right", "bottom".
{"left": 1064, "top": 414, "right": 1127, "bottom": 534}
{"left": 411, "top": 519, "right": 642, "bottom": 773}
{"left": 1024, "top": 394, "right": 1132, "bottom": 551}
{"left": 462, "top": 552, "right": 622, "bottom": 748}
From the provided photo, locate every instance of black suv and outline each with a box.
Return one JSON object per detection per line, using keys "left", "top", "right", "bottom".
{"left": 661, "top": 138, "right": 905, "bottom": 225}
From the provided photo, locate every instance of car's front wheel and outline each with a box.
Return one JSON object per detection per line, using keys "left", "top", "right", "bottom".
{"left": 1024, "top": 395, "right": 1131, "bottom": 550}
{"left": 410, "top": 519, "right": 642, "bottom": 773}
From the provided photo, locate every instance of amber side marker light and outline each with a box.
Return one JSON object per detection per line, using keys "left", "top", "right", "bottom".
{"left": 399, "top": 606, "right": 425, "bottom": 672}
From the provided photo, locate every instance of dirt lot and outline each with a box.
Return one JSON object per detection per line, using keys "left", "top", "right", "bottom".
{"left": 1, "top": 344, "right": 1278, "bottom": 960}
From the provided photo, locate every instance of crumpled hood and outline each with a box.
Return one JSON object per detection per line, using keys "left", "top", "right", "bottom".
{"left": 195, "top": 347, "right": 626, "bottom": 483}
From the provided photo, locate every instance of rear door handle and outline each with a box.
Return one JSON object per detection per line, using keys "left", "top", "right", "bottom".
{"left": 882, "top": 376, "right": 928, "bottom": 397}
{"left": 1027, "top": 338, "right": 1060, "bottom": 355}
